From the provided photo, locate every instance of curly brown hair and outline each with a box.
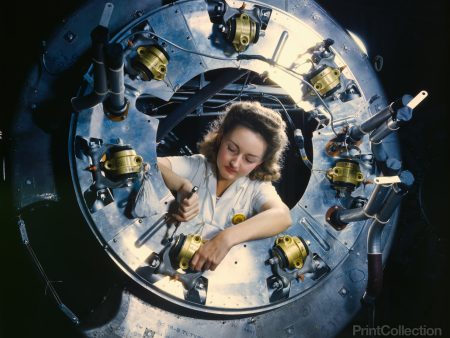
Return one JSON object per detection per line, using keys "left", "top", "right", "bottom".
{"left": 198, "top": 101, "right": 288, "bottom": 181}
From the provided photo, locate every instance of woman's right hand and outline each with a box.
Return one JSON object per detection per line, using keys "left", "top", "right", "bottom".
{"left": 172, "top": 181, "right": 199, "bottom": 222}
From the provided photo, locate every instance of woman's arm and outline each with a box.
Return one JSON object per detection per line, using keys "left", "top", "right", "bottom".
{"left": 157, "top": 157, "right": 199, "bottom": 222}
{"left": 190, "top": 199, "right": 292, "bottom": 271}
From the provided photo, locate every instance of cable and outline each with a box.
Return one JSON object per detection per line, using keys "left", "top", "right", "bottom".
{"left": 261, "top": 93, "right": 296, "bottom": 133}
{"left": 122, "top": 30, "right": 239, "bottom": 61}
{"left": 203, "top": 71, "right": 251, "bottom": 109}
{"left": 274, "top": 63, "right": 339, "bottom": 136}
{"left": 237, "top": 54, "right": 339, "bottom": 136}
{"left": 122, "top": 30, "right": 339, "bottom": 135}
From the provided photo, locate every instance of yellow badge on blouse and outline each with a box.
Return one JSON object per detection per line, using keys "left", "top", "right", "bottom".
{"left": 231, "top": 213, "right": 246, "bottom": 224}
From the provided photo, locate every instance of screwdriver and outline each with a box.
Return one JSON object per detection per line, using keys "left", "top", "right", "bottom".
{"left": 167, "top": 186, "right": 198, "bottom": 243}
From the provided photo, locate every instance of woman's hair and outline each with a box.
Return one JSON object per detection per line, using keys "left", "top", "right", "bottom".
{"left": 198, "top": 101, "right": 288, "bottom": 181}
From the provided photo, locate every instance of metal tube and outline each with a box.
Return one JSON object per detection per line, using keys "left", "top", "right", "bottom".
{"left": 334, "top": 207, "right": 366, "bottom": 223}
{"left": 71, "top": 26, "right": 109, "bottom": 111}
{"left": 348, "top": 104, "right": 393, "bottom": 141}
{"left": 272, "top": 31, "right": 289, "bottom": 64}
{"left": 364, "top": 183, "right": 392, "bottom": 217}
{"left": 362, "top": 252, "right": 383, "bottom": 304}
{"left": 367, "top": 176, "right": 411, "bottom": 255}
{"left": 349, "top": 94, "right": 413, "bottom": 142}
{"left": 369, "top": 119, "right": 398, "bottom": 143}
{"left": 104, "top": 43, "right": 128, "bottom": 115}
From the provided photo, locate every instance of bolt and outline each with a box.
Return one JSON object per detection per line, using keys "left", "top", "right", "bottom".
{"left": 218, "top": 24, "right": 226, "bottom": 33}
{"left": 272, "top": 281, "right": 280, "bottom": 288}
{"left": 198, "top": 283, "right": 204, "bottom": 289}
{"left": 64, "top": 31, "right": 76, "bottom": 43}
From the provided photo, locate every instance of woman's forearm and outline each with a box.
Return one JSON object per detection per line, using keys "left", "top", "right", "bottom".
{"left": 220, "top": 205, "right": 292, "bottom": 247}
{"left": 191, "top": 205, "right": 291, "bottom": 271}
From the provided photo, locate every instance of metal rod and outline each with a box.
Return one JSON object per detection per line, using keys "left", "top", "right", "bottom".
{"left": 156, "top": 68, "right": 249, "bottom": 141}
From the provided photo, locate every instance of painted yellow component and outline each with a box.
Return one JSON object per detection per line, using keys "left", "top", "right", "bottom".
{"left": 178, "top": 234, "right": 204, "bottom": 270}
{"left": 326, "top": 160, "right": 364, "bottom": 186}
{"left": 231, "top": 213, "right": 246, "bottom": 224}
{"left": 229, "top": 13, "right": 257, "bottom": 52}
{"left": 274, "top": 235, "right": 308, "bottom": 270}
{"left": 310, "top": 66, "right": 341, "bottom": 96}
{"left": 134, "top": 45, "right": 168, "bottom": 81}
{"left": 103, "top": 149, "right": 143, "bottom": 175}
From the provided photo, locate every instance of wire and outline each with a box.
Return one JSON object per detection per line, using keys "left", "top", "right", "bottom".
{"left": 122, "top": 30, "right": 339, "bottom": 135}
{"left": 261, "top": 93, "right": 296, "bottom": 132}
{"left": 274, "top": 63, "right": 339, "bottom": 136}
{"left": 122, "top": 30, "right": 239, "bottom": 61}
{"left": 203, "top": 72, "right": 251, "bottom": 109}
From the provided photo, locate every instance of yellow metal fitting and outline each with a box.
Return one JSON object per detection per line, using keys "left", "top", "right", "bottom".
{"left": 134, "top": 45, "right": 169, "bottom": 81}
{"left": 103, "top": 149, "right": 143, "bottom": 176}
{"left": 177, "top": 234, "right": 204, "bottom": 270}
{"left": 274, "top": 235, "right": 308, "bottom": 270}
{"left": 228, "top": 13, "right": 258, "bottom": 52}
{"left": 326, "top": 160, "right": 364, "bottom": 188}
{"left": 310, "top": 66, "right": 341, "bottom": 96}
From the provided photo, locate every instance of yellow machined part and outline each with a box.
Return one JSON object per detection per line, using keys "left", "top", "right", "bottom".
{"left": 231, "top": 213, "right": 246, "bottom": 224}
{"left": 310, "top": 66, "right": 341, "bottom": 96}
{"left": 230, "top": 13, "right": 257, "bottom": 52}
{"left": 178, "top": 234, "right": 204, "bottom": 270}
{"left": 103, "top": 149, "right": 143, "bottom": 175}
{"left": 275, "top": 235, "right": 308, "bottom": 270}
{"left": 135, "top": 45, "right": 168, "bottom": 81}
{"left": 326, "top": 160, "right": 364, "bottom": 186}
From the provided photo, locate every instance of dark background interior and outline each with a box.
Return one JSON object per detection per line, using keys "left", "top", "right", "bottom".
{"left": 1, "top": 0, "right": 449, "bottom": 337}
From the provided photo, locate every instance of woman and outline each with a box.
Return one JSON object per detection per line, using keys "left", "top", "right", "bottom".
{"left": 157, "top": 101, "right": 292, "bottom": 272}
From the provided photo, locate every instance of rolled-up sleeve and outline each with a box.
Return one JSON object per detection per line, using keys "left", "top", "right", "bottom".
{"left": 165, "top": 154, "right": 204, "bottom": 182}
{"left": 253, "top": 182, "right": 283, "bottom": 212}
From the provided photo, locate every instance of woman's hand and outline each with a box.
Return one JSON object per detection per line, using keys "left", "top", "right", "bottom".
{"left": 190, "top": 231, "right": 233, "bottom": 271}
{"left": 172, "top": 181, "right": 199, "bottom": 222}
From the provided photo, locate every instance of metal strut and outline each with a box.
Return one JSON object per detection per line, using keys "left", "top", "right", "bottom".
{"left": 156, "top": 68, "right": 249, "bottom": 142}
{"left": 18, "top": 216, "right": 80, "bottom": 325}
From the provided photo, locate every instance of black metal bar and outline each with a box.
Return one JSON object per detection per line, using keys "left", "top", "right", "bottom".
{"left": 156, "top": 68, "right": 249, "bottom": 142}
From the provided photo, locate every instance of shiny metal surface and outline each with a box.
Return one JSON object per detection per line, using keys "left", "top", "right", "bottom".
{"left": 10, "top": 0, "right": 406, "bottom": 336}
{"left": 71, "top": 0, "right": 388, "bottom": 315}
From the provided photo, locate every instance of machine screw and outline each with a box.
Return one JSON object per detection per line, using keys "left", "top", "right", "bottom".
{"left": 64, "top": 31, "right": 77, "bottom": 43}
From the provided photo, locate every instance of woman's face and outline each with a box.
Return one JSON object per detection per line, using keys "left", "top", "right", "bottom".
{"left": 216, "top": 125, "right": 267, "bottom": 183}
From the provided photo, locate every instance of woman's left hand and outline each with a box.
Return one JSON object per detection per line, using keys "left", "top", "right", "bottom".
{"left": 190, "top": 231, "right": 233, "bottom": 272}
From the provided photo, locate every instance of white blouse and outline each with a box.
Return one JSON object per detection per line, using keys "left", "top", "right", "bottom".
{"left": 166, "top": 154, "right": 281, "bottom": 239}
